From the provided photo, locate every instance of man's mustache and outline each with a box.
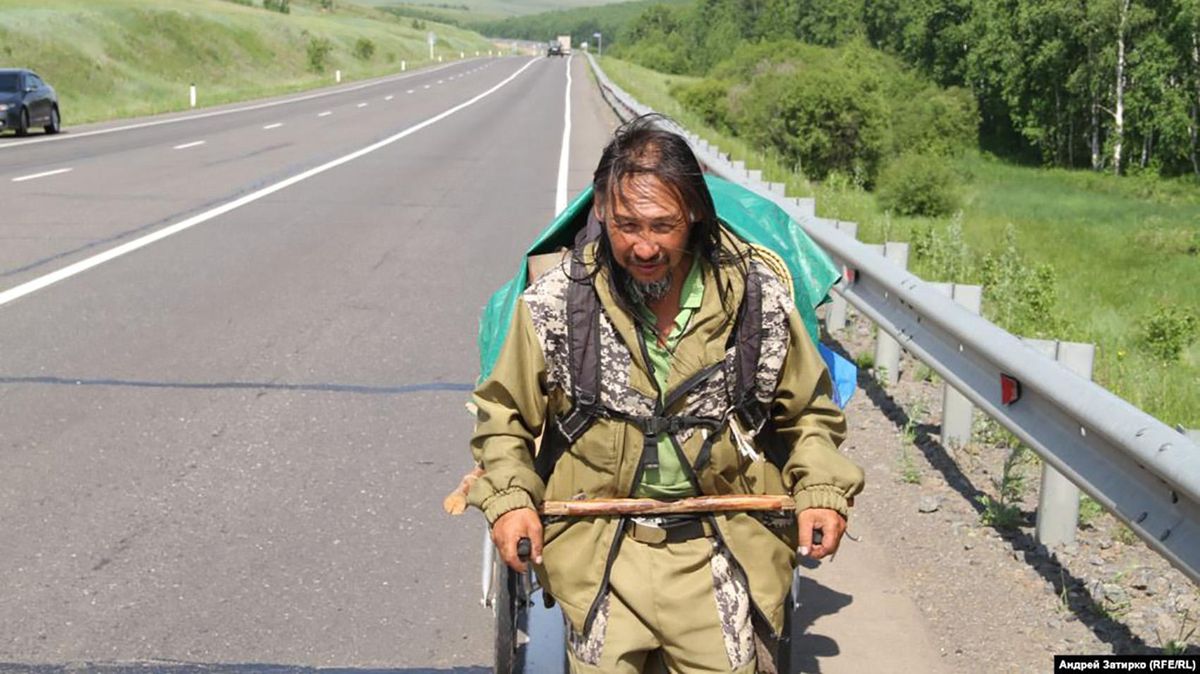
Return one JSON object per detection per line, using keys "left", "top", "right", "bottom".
{"left": 624, "top": 251, "right": 667, "bottom": 266}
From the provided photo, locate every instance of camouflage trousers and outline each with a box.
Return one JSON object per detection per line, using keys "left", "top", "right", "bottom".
{"left": 565, "top": 531, "right": 758, "bottom": 674}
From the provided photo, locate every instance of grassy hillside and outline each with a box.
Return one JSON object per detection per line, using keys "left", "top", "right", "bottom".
{"left": 363, "top": 0, "right": 630, "bottom": 21}
{"left": 600, "top": 56, "right": 1200, "bottom": 429}
{"left": 470, "top": 0, "right": 691, "bottom": 44}
{"left": 0, "top": 0, "right": 495, "bottom": 124}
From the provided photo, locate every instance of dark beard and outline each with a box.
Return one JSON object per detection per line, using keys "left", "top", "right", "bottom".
{"left": 626, "top": 271, "right": 673, "bottom": 305}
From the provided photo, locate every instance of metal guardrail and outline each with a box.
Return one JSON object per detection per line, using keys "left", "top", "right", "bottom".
{"left": 585, "top": 53, "right": 1200, "bottom": 585}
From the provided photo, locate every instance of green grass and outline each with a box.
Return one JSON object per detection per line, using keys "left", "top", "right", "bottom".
{"left": 600, "top": 56, "right": 1200, "bottom": 428}
{"left": 0, "top": 0, "right": 496, "bottom": 125}
{"left": 362, "top": 0, "right": 629, "bottom": 20}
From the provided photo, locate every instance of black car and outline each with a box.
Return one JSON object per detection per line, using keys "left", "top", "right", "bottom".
{"left": 0, "top": 68, "right": 61, "bottom": 136}
{"left": 547, "top": 42, "right": 563, "bottom": 57}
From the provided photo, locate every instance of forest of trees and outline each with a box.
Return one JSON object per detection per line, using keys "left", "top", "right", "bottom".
{"left": 611, "top": 0, "right": 1200, "bottom": 177}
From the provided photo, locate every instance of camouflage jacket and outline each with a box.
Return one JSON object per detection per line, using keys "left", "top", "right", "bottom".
{"left": 468, "top": 236, "right": 864, "bottom": 636}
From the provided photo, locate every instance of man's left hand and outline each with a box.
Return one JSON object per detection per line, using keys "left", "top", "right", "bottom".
{"left": 798, "top": 508, "right": 846, "bottom": 560}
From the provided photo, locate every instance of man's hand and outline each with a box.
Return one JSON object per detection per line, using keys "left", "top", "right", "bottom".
{"left": 492, "top": 507, "right": 543, "bottom": 573}
{"left": 798, "top": 508, "right": 846, "bottom": 560}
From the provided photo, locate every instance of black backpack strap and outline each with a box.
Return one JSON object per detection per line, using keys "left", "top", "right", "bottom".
{"left": 695, "top": 268, "right": 774, "bottom": 472}
{"left": 536, "top": 212, "right": 604, "bottom": 483}
{"left": 734, "top": 267, "right": 769, "bottom": 434}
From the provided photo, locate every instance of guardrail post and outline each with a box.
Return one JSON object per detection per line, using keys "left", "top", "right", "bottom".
{"left": 825, "top": 221, "right": 858, "bottom": 333}
{"left": 930, "top": 283, "right": 983, "bottom": 448}
{"left": 868, "top": 242, "right": 909, "bottom": 386}
{"left": 1026, "top": 339, "right": 1095, "bottom": 547}
{"left": 746, "top": 168, "right": 763, "bottom": 185}
{"left": 791, "top": 197, "right": 816, "bottom": 219}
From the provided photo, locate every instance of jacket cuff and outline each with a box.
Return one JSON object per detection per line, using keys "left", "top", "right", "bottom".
{"left": 793, "top": 485, "right": 851, "bottom": 519}
{"left": 481, "top": 487, "right": 537, "bottom": 525}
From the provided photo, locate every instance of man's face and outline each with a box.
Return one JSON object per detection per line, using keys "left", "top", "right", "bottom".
{"left": 602, "top": 175, "right": 692, "bottom": 286}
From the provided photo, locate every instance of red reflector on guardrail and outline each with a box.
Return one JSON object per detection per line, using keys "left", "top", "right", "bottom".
{"left": 1001, "top": 374, "right": 1021, "bottom": 405}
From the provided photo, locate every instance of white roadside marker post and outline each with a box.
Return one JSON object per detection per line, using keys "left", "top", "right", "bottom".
{"left": 189, "top": 84, "right": 196, "bottom": 108}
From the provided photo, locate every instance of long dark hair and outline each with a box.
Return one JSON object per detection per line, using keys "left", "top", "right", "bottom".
{"left": 589, "top": 114, "right": 749, "bottom": 327}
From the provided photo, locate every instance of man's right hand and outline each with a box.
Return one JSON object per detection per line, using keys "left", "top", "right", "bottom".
{"left": 492, "top": 507, "right": 543, "bottom": 574}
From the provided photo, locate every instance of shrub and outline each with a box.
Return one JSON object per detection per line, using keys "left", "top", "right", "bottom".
{"left": 1140, "top": 305, "right": 1198, "bottom": 362}
{"left": 876, "top": 152, "right": 961, "bottom": 217}
{"left": 911, "top": 210, "right": 971, "bottom": 283}
{"left": 353, "top": 37, "right": 376, "bottom": 61}
{"left": 732, "top": 65, "right": 889, "bottom": 182}
{"left": 306, "top": 36, "right": 332, "bottom": 73}
{"left": 264, "top": 0, "right": 290, "bottom": 13}
{"left": 671, "top": 78, "right": 730, "bottom": 130}
{"left": 979, "top": 226, "right": 1063, "bottom": 337}
{"left": 891, "top": 85, "right": 978, "bottom": 157}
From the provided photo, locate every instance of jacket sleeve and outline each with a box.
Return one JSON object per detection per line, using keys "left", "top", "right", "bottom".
{"left": 467, "top": 299, "right": 550, "bottom": 525}
{"left": 771, "top": 310, "right": 864, "bottom": 518}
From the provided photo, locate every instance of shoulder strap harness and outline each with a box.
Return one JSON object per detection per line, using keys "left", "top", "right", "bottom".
{"left": 534, "top": 215, "right": 775, "bottom": 483}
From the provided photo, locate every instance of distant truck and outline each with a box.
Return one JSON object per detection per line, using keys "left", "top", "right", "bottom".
{"left": 556, "top": 35, "right": 571, "bottom": 55}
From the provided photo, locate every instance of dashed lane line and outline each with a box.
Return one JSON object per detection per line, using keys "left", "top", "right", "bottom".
{"left": 173, "top": 141, "right": 206, "bottom": 150}
{"left": 0, "top": 58, "right": 539, "bottom": 309}
{"left": 11, "top": 168, "right": 73, "bottom": 183}
{"left": 0, "top": 59, "right": 478, "bottom": 151}
{"left": 263, "top": 123, "right": 283, "bottom": 130}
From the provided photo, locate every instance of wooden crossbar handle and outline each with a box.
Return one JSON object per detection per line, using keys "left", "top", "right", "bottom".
{"left": 539, "top": 494, "right": 795, "bottom": 517}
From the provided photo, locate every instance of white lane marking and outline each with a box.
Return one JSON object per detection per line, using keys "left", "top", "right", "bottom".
{"left": 407, "top": 89, "right": 415, "bottom": 94}
{"left": 437, "top": 80, "right": 444, "bottom": 84}
{"left": 263, "top": 123, "right": 283, "bottom": 130}
{"left": 173, "top": 141, "right": 206, "bottom": 150}
{"left": 555, "top": 54, "right": 573, "bottom": 214}
{"left": 12, "top": 168, "right": 73, "bottom": 183}
{"left": 0, "top": 59, "right": 539, "bottom": 309}
{"left": 0, "top": 60, "right": 476, "bottom": 151}
{"left": 318, "top": 111, "right": 332, "bottom": 117}
{"left": 357, "top": 103, "right": 368, "bottom": 108}
{"left": 385, "top": 95, "right": 394, "bottom": 101}
{"left": 423, "top": 85, "right": 430, "bottom": 89}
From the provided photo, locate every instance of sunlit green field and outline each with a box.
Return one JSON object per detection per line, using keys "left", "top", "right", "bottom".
{"left": 0, "top": 0, "right": 495, "bottom": 124}
{"left": 600, "top": 56, "right": 1200, "bottom": 428}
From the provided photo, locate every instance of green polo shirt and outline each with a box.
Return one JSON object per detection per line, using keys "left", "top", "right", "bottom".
{"left": 634, "top": 257, "right": 704, "bottom": 499}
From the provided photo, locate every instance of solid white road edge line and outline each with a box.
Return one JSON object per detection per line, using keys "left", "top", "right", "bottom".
{"left": 555, "top": 54, "right": 573, "bottom": 215}
{"left": 11, "top": 168, "right": 73, "bottom": 183}
{"left": 0, "top": 60, "right": 472, "bottom": 151}
{"left": 173, "top": 141, "right": 206, "bottom": 150}
{"left": 0, "top": 58, "right": 538, "bottom": 309}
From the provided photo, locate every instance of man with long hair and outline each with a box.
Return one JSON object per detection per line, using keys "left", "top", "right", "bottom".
{"left": 469, "top": 115, "right": 864, "bottom": 673}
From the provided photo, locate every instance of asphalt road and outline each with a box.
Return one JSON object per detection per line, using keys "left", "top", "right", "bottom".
{"left": 0, "top": 54, "right": 618, "bottom": 672}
